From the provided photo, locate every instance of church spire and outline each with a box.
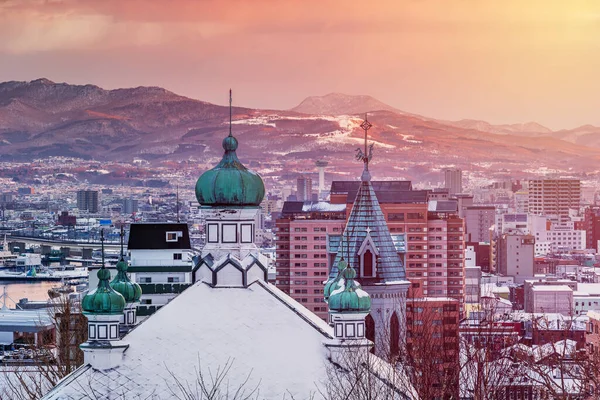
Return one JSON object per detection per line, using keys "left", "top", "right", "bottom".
{"left": 357, "top": 114, "right": 374, "bottom": 182}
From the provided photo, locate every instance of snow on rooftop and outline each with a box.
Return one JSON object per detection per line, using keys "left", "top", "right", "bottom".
{"left": 531, "top": 285, "right": 573, "bottom": 292}
{"left": 43, "top": 280, "right": 346, "bottom": 399}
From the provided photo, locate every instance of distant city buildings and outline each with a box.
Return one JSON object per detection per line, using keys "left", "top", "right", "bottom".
{"left": 76, "top": 190, "right": 99, "bottom": 213}
{"left": 444, "top": 169, "right": 463, "bottom": 195}
{"left": 296, "top": 175, "right": 313, "bottom": 202}
{"left": 528, "top": 179, "right": 581, "bottom": 225}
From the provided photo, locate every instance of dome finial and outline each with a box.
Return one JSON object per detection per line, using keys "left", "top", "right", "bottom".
{"left": 82, "top": 228, "right": 126, "bottom": 315}
{"left": 111, "top": 226, "right": 142, "bottom": 304}
{"left": 229, "top": 88, "right": 233, "bottom": 138}
{"left": 195, "top": 89, "right": 265, "bottom": 207}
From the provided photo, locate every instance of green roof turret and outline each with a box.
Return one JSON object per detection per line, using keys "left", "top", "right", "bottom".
{"left": 324, "top": 259, "right": 347, "bottom": 301}
{"left": 195, "top": 90, "right": 265, "bottom": 207}
{"left": 82, "top": 230, "right": 126, "bottom": 315}
{"left": 328, "top": 265, "right": 371, "bottom": 313}
{"left": 110, "top": 226, "right": 142, "bottom": 303}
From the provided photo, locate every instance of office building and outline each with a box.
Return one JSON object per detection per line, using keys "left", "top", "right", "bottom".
{"left": 444, "top": 169, "right": 463, "bottom": 195}
{"left": 296, "top": 175, "right": 313, "bottom": 202}
{"left": 76, "top": 190, "right": 99, "bottom": 213}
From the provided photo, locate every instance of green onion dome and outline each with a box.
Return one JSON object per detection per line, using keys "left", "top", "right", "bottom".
{"left": 324, "top": 259, "right": 347, "bottom": 301}
{"left": 195, "top": 134, "right": 265, "bottom": 207}
{"left": 328, "top": 266, "right": 371, "bottom": 313}
{"left": 110, "top": 258, "right": 142, "bottom": 303}
{"left": 82, "top": 268, "right": 126, "bottom": 315}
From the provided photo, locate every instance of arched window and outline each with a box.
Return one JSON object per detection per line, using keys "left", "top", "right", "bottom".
{"left": 390, "top": 311, "right": 400, "bottom": 360}
{"left": 365, "top": 313, "right": 375, "bottom": 354}
{"left": 363, "top": 250, "right": 373, "bottom": 277}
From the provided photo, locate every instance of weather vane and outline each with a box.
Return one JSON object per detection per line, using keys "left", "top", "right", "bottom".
{"left": 355, "top": 113, "right": 374, "bottom": 169}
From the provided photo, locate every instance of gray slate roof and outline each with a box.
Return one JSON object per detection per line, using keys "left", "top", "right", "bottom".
{"left": 329, "top": 179, "right": 406, "bottom": 284}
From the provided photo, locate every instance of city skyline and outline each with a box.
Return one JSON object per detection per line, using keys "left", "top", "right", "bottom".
{"left": 2, "top": 0, "right": 600, "bottom": 129}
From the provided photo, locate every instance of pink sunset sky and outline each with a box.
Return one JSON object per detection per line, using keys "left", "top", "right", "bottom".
{"left": 2, "top": 0, "right": 600, "bottom": 130}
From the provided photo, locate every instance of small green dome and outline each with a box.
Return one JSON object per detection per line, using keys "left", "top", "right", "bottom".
{"left": 110, "top": 258, "right": 142, "bottom": 303}
{"left": 82, "top": 268, "right": 126, "bottom": 315}
{"left": 324, "top": 259, "right": 347, "bottom": 301}
{"left": 195, "top": 134, "right": 265, "bottom": 207}
{"left": 328, "top": 266, "right": 371, "bottom": 313}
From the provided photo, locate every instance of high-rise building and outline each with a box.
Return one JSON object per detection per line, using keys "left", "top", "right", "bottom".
{"left": 528, "top": 179, "right": 581, "bottom": 224}
{"left": 464, "top": 206, "right": 495, "bottom": 242}
{"left": 444, "top": 169, "right": 463, "bottom": 195}
{"left": 275, "top": 201, "right": 346, "bottom": 320}
{"left": 296, "top": 175, "right": 313, "bottom": 201}
{"left": 123, "top": 198, "right": 139, "bottom": 214}
{"left": 76, "top": 190, "right": 99, "bottom": 213}
{"left": 315, "top": 160, "right": 328, "bottom": 199}
{"left": 330, "top": 181, "right": 466, "bottom": 312}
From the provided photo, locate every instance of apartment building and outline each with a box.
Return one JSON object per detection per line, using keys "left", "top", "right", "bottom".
{"left": 330, "top": 181, "right": 466, "bottom": 310}
{"left": 275, "top": 201, "right": 346, "bottom": 320}
{"left": 528, "top": 179, "right": 581, "bottom": 224}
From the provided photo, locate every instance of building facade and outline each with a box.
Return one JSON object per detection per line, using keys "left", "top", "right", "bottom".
{"left": 275, "top": 201, "right": 346, "bottom": 320}
{"left": 528, "top": 179, "right": 581, "bottom": 225}
{"left": 76, "top": 190, "right": 99, "bottom": 213}
{"left": 444, "top": 169, "right": 463, "bottom": 195}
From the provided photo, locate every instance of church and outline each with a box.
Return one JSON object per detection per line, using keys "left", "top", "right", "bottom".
{"left": 42, "top": 94, "right": 416, "bottom": 400}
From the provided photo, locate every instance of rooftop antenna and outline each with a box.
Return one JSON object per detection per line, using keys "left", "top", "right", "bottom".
{"left": 229, "top": 89, "right": 233, "bottom": 137}
{"left": 119, "top": 225, "right": 124, "bottom": 261}
{"left": 100, "top": 228, "right": 105, "bottom": 269}
{"left": 176, "top": 184, "right": 180, "bottom": 223}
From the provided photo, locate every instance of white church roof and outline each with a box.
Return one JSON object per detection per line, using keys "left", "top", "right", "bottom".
{"left": 44, "top": 279, "right": 412, "bottom": 399}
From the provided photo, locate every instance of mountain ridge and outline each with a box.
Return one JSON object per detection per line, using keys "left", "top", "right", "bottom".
{"left": 1, "top": 79, "right": 599, "bottom": 180}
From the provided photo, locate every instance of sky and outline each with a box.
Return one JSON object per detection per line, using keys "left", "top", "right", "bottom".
{"left": 2, "top": 0, "right": 600, "bottom": 130}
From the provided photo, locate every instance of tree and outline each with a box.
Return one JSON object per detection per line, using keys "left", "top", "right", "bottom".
{"left": 0, "top": 295, "right": 87, "bottom": 400}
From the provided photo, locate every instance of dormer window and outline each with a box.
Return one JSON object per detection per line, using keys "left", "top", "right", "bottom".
{"left": 357, "top": 229, "right": 379, "bottom": 278}
{"left": 166, "top": 231, "right": 182, "bottom": 242}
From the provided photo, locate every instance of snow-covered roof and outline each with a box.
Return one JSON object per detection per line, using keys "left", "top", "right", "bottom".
{"left": 43, "top": 280, "right": 414, "bottom": 399}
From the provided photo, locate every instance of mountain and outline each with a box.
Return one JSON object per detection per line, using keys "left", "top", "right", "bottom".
{"left": 291, "top": 93, "right": 411, "bottom": 116}
{"left": 1, "top": 79, "right": 600, "bottom": 182}
{"left": 441, "top": 119, "right": 553, "bottom": 136}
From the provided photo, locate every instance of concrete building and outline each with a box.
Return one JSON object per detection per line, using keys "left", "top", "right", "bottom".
{"left": 528, "top": 179, "right": 581, "bottom": 225}
{"left": 406, "top": 297, "right": 460, "bottom": 400}
{"left": 123, "top": 198, "right": 139, "bottom": 214}
{"left": 464, "top": 205, "right": 495, "bottom": 242}
{"left": 444, "top": 169, "right": 463, "bottom": 195}
{"left": 514, "top": 190, "right": 529, "bottom": 213}
{"left": 76, "top": 190, "right": 99, "bottom": 213}
{"left": 583, "top": 206, "right": 600, "bottom": 251}
{"left": 275, "top": 201, "right": 346, "bottom": 320}
{"left": 497, "top": 234, "right": 535, "bottom": 283}
{"left": 526, "top": 285, "right": 574, "bottom": 314}
{"left": 296, "top": 175, "right": 313, "bottom": 202}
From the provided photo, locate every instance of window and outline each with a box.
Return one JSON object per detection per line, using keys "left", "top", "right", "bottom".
{"left": 139, "top": 277, "right": 152, "bottom": 283}
{"left": 167, "top": 277, "right": 180, "bottom": 283}
{"left": 173, "top": 253, "right": 182, "bottom": 260}
{"left": 166, "top": 231, "right": 182, "bottom": 242}
{"left": 388, "top": 213, "right": 405, "bottom": 221}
